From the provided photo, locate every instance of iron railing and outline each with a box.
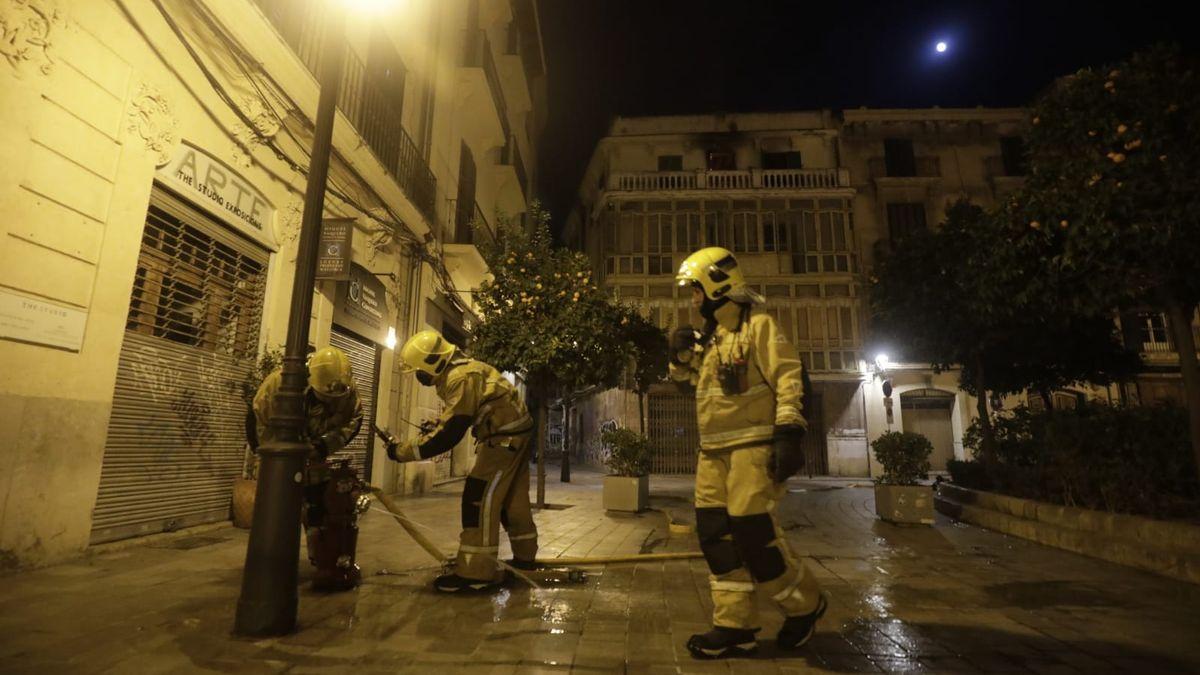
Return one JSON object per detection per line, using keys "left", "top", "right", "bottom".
{"left": 462, "top": 29, "right": 511, "bottom": 139}
{"left": 253, "top": 0, "right": 438, "bottom": 224}
{"left": 500, "top": 137, "right": 528, "bottom": 199}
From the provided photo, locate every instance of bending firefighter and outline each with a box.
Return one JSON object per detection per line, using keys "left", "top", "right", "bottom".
{"left": 383, "top": 329, "right": 538, "bottom": 592}
{"left": 671, "top": 247, "right": 827, "bottom": 658}
{"left": 251, "top": 346, "right": 365, "bottom": 592}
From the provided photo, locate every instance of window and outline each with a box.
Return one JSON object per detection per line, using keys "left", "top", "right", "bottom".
{"left": 762, "top": 151, "right": 802, "bottom": 169}
{"left": 789, "top": 201, "right": 855, "bottom": 273}
{"left": 705, "top": 211, "right": 732, "bottom": 249}
{"left": 674, "top": 212, "right": 702, "bottom": 252}
{"left": 657, "top": 155, "right": 683, "bottom": 171}
{"left": 761, "top": 211, "right": 789, "bottom": 252}
{"left": 731, "top": 212, "right": 758, "bottom": 253}
{"left": 1138, "top": 313, "right": 1172, "bottom": 351}
{"left": 883, "top": 138, "right": 916, "bottom": 177}
{"left": 707, "top": 150, "right": 735, "bottom": 170}
{"left": 126, "top": 201, "right": 266, "bottom": 359}
{"left": 1000, "top": 136, "right": 1027, "bottom": 176}
{"left": 647, "top": 255, "right": 673, "bottom": 275}
{"left": 887, "top": 203, "right": 927, "bottom": 243}
{"left": 647, "top": 213, "right": 673, "bottom": 253}
{"left": 367, "top": 27, "right": 406, "bottom": 116}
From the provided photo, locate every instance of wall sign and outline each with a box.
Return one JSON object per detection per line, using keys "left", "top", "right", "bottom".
{"left": 316, "top": 218, "right": 355, "bottom": 280}
{"left": 156, "top": 141, "right": 277, "bottom": 250}
{"left": 333, "top": 263, "right": 388, "bottom": 345}
{"left": 0, "top": 289, "right": 88, "bottom": 352}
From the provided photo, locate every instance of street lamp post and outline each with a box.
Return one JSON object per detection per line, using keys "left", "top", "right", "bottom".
{"left": 234, "top": 11, "right": 346, "bottom": 637}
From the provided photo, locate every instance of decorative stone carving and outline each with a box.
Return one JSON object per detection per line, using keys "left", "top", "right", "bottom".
{"left": 231, "top": 95, "right": 281, "bottom": 168}
{"left": 127, "top": 82, "right": 178, "bottom": 167}
{"left": 276, "top": 199, "right": 303, "bottom": 246}
{"left": 1, "top": 0, "right": 60, "bottom": 76}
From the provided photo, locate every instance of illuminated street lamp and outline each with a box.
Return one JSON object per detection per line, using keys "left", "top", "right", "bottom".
{"left": 234, "top": 0, "right": 388, "bottom": 636}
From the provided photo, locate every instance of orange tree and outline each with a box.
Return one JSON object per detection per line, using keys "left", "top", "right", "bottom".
{"left": 470, "top": 204, "right": 653, "bottom": 501}
{"left": 1020, "top": 45, "right": 1200, "bottom": 479}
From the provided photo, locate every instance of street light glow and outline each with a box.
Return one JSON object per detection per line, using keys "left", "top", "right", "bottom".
{"left": 936, "top": 41, "right": 948, "bottom": 53}
{"left": 875, "top": 353, "right": 890, "bottom": 370}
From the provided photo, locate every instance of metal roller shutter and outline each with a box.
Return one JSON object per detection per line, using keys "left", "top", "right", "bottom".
{"left": 91, "top": 188, "right": 267, "bottom": 544}
{"left": 646, "top": 391, "right": 700, "bottom": 474}
{"left": 329, "top": 327, "right": 379, "bottom": 481}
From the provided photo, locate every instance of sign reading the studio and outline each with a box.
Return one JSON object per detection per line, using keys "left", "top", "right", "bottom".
{"left": 333, "top": 263, "right": 388, "bottom": 345}
{"left": 0, "top": 289, "right": 88, "bottom": 352}
{"left": 316, "top": 218, "right": 355, "bottom": 280}
{"left": 156, "top": 141, "right": 277, "bottom": 250}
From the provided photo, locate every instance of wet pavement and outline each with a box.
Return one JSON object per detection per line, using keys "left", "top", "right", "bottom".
{"left": 1, "top": 468, "right": 1198, "bottom": 673}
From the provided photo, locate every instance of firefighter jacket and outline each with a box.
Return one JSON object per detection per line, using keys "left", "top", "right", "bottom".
{"left": 253, "top": 369, "right": 363, "bottom": 454}
{"left": 670, "top": 311, "right": 807, "bottom": 451}
{"left": 404, "top": 358, "right": 534, "bottom": 461}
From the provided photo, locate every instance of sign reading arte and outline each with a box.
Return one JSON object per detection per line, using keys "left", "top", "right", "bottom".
{"left": 156, "top": 141, "right": 277, "bottom": 250}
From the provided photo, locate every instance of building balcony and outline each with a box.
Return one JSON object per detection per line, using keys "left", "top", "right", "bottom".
{"left": 253, "top": 0, "right": 438, "bottom": 224}
{"left": 490, "top": 137, "right": 528, "bottom": 216}
{"left": 444, "top": 202, "right": 495, "bottom": 291}
{"left": 983, "top": 156, "right": 1026, "bottom": 197}
{"left": 606, "top": 168, "right": 850, "bottom": 193}
{"left": 457, "top": 29, "right": 510, "bottom": 151}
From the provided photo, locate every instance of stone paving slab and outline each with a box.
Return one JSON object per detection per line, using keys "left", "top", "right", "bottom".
{"left": 2, "top": 468, "right": 1199, "bottom": 673}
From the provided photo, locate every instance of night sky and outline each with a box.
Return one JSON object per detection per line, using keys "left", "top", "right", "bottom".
{"left": 535, "top": 0, "right": 1197, "bottom": 231}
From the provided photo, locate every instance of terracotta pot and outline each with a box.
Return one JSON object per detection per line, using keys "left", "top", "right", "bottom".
{"left": 874, "top": 484, "right": 935, "bottom": 525}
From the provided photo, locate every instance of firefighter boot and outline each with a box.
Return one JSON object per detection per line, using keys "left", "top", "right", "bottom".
{"left": 777, "top": 593, "right": 828, "bottom": 650}
{"left": 686, "top": 626, "right": 759, "bottom": 659}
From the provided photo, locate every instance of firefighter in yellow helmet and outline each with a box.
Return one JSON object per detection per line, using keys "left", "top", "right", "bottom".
{"left": 252, "top": 346, "right": 364, "bottom": 591}
{"left": 383, "top": 329, "right": 538, "bottom": 592}
{"left": 670, "top": 247, "right": 826, "bottom": 658}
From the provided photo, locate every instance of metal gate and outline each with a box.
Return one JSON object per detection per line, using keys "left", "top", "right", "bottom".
{"left": 801, "top": 392, "right": 828, "bottom": 476}
{"left": 92, "top": 189, "right": 267, "bottom": 544}
{"left": 646, "top": 391, "right": 699, "bottom": 474}
{"left": 329, "top": 327, "right": 380, "bottom": 481}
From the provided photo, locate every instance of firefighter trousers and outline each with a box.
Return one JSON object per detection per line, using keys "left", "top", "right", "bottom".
{"left": 694, "top": 444, "right": 822, "bottom": 630}
{"left": 456, "top": 433, "right": 538, "bottom": 580}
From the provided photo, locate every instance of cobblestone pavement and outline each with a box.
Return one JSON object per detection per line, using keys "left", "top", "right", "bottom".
{"left": 1, "top": 468, "right": 1198, "bottom": 674}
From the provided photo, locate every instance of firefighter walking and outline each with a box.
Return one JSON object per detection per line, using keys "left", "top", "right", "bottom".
{"left": 670, "top": 246, "right": 827, "bottom": 658}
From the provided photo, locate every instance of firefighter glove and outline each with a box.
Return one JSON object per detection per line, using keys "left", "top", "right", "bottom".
{"left": 670, "top": 326, "right": 698, "bottom": 365}
{"left": 768, "top": 424, "right": 806, "bottom": 483}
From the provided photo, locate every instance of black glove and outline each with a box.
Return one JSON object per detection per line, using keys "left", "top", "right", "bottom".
{"left": 670, "top": 326, "right": 698, "bottom": 365}
{"left": 768, "top": 424, "right": 806, "bottom": 483}
{"left": 311, "top": 436, "right": 330, "bottom": 460}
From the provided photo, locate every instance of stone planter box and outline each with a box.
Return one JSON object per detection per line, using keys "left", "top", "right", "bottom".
{"left": 603, "top": 475, "right": 649, "bottom": 513}
{"left": 874, "top": 484, "right": 935, "bottom": 525}
{"left": 936, "top": 483, "right": 1200, "bottom": 585}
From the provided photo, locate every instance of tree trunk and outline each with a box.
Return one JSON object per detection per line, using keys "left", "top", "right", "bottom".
{"left": 974, "top": 355, "right": 995, "bottom": 460}
{"left": 560, "top": 399, "right": 571, "bottom": 483}
{"left": 1165, "top": 300, "right": 1200, "bottom": 485}
{"left": 536, "top": 398, "right": 547, "bottom": 508}
{"left": 1038, "top": 387, "right": 1054, "bottom": 413}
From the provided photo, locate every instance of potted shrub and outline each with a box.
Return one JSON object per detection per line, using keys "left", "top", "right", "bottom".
{"left": 601, "top": 427, "right": 651, "bottom": 512}
{"left": 872, "top": 431, "right": 935, "bottom": 525}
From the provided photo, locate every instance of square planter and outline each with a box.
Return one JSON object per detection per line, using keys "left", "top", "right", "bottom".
{"left": 874, "top": 484, "right": 934, "bottom": 525}
{"left": 603, "top": 475, "right": 649, "bottom": 513}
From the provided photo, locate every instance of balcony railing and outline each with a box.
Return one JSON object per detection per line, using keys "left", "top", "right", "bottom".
{"left": 253, "top": 0, "right": 438, "bottom": 224}
{"left": 608, "top": 168, "right": 849, "bottom": 192}
{"left": 499, "top": 138, "right": 528, "bottom": 199}
{"left": 453, "top": 202, "right": 494, "bottom": 247}
{"left": 462, "top": 29, "right": 511, "bottom": 139}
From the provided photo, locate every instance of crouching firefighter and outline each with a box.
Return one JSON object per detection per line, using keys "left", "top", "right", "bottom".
{"left": 251, "top": 346, "right": 365, "bottom": 592}
{"left": 384, "top": 329, "right": 538, "bottom": 593}
{"left": 671, "top": 247, "right": 827, "bottom": 658}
